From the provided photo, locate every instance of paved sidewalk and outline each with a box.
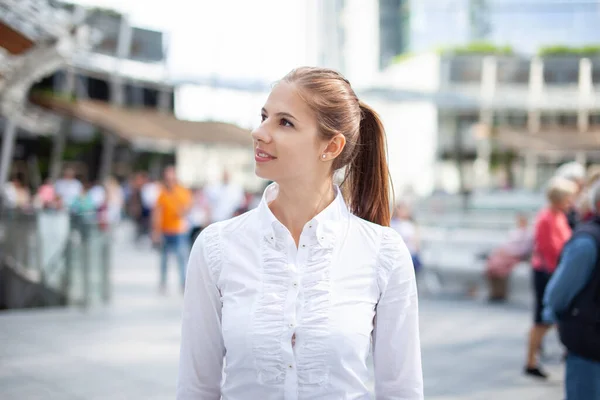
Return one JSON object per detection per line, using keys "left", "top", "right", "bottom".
{"left": 0, "top": 225, "right": 565, "bottom": 399}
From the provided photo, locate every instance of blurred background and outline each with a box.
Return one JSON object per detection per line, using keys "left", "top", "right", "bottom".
{"left": 1, "top": 0, "right": 600, "bottom": 399}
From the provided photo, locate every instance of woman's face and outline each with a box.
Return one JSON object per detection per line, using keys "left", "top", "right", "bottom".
{"left": 251, "top": 82, "right": 329, "bottom": 185}
{"left": 556, "top": 195, "right": 574, "bottom": 212}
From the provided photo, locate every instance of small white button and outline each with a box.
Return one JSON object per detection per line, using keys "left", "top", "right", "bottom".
{"left": 308, "top": 224, "right": 313, "bottom": 228}
{"left": 289, "top": 323, "right": 294, "bottom": 328}
{"left": 288, "top": 364, "right": 293, "bottom": 369}
{"left": 301, "top": 244, "right": 306, "bottom": 248}
{"left": 292, "top": 282, "right": 298, "bottom": 287}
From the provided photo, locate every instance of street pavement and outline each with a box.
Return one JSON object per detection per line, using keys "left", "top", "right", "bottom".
{"left": 0, "top": 224, "right": 566, "bottom": 399}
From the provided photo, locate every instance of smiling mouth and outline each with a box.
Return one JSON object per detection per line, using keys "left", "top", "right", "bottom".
{"left": 255, "top": 149, "right": 277, "bottom": 161}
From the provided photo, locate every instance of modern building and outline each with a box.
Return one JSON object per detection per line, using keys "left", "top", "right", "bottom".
{"left": 34, "top": 4, "right": 178, "bottom": 181}
{"left": 307, "top": 0, "right": 408, "bottom": 87}
{"left": 302, "top": 0, "right": 600, "bottom": 195}
{"left": 1, "top": 1, "right": 252, "bottom": 193}
{"left": 369, "top": 51, "right": 600, "bottom": 195}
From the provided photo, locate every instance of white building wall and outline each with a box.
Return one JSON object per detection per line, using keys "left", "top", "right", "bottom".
{"left": 342, "top": 0, "right": 380, "bottom": 88}
{"left": 364, "top": 97, "right": 439, "bottom": 196}
{"left": 375, "top": 52, "right": 442, "bottom": 92}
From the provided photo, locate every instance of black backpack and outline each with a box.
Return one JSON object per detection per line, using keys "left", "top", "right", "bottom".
{"left": 557, "top": 216, "right": 600, "bottom": 362}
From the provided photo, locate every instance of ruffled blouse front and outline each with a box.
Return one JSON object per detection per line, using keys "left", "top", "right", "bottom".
{"left": 177, "top": 184, "right": 423, "bottom": 400}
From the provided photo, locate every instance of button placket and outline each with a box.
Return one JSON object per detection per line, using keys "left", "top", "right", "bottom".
{"left": 282, "top": 240, "right": 300, "bottom": 378}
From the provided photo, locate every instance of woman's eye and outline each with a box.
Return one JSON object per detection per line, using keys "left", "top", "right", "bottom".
{"left": 260, "top": 114, "right": 267, "bottom": 122}
{"left": 281, "top": 118, "right": 294, "bottom": 128}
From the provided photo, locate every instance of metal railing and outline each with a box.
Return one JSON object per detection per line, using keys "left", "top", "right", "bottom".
{"left": 0, "top": 207, "right": 112, "bottom": 309}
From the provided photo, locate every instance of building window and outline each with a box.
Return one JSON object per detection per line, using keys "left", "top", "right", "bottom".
{"left": 496, "top": 59, "right": 530, "bottom": 84}
{"left": 592, "top": 60, "right": 600, "bottom": 86}
{"left": 557, "top": 113, "right": 577, "bottom": 127}
{"left": 493, "top": 112, "right": 527, "bottom": 128}
{"left": 448, "top": 57, "right": 482, "bottom": 83}
{"left": 543, "top": 58, "right": 579, "bottom": 85}
{"left": 379, "top": 0, "right": 409, "bottom": 69}
{"left": 507, "top": 112, "right": 527, "bottom": 128}
{"left": 540, "top": 113, "right": 577, "bottom": 128}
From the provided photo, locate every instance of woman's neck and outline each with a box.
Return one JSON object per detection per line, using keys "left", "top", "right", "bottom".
{"left": 269, "top": 178, "right": 336, "bottom": 246}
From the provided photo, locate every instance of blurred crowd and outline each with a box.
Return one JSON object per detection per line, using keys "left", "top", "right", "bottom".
{"left": 2, "top": 167, "right": 124, "bottom": 229}
{"left": 126, "top": 169, "right": 261, "bottom": 246}
{"left": 1, "top": 166, "right": 261, "bottom": 239}
{"left": 483, "top": 162, "right": 600, "bottom": 290}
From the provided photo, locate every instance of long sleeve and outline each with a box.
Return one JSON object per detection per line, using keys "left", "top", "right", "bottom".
{"left": 543, "top": 235, "right": 598, "bottom": 318}
{"left": 373, "top": 228, "right": 423, "bottom": 400}
{"left": 177, "top": 225, "right": 224, "bottom": 400}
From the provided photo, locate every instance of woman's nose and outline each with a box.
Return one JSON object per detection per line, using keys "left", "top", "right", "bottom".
{"left": 251, "top": 123, "right": 271, "bottom": 143}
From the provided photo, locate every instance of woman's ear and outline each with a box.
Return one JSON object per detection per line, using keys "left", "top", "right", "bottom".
{"left": 320, "top": 134, "right": 346, "bottom": 161}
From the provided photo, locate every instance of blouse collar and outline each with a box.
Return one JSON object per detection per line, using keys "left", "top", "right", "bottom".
{"left": 257, "top": 183, "right": 350, "bottom": 246}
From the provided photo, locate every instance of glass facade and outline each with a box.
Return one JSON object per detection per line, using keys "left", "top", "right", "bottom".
{"left": 410, "top": 0, "right": 600, "bottom": 54}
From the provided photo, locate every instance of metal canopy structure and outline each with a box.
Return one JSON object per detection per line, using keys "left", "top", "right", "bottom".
{"left": 0, "top": 0, "right": 94, "bottom": 190}
{"left": 33, "top": 95, "right": 252, "bottom": 148}
{"left": 0, "top": 0, "right": 91, "bottom": 131}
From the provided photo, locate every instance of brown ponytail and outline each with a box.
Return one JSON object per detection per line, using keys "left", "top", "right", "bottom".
{"left": 341, "top": 102, "right": 392, "bottom": 226}
{"left": 283, "top": 67, "right": 393, "bottom": 226}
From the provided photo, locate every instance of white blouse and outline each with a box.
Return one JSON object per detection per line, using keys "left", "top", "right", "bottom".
{"left": 177, "top": 184, "right": 423, "bottom": 400}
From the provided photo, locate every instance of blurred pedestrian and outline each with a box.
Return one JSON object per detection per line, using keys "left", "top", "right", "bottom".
{"left": 578, "top": 165, "right": 600, "bottom": 222}
{"left": 152, "top": 166, "right": 192, "bottom": 294}
{"left": 178, "top": 67, "right": 423, "bottom": 399}
{"left": 485, "top": 213, "right": 533, "bottom": 301}
{"left": 543, "top": 181, "right": 600, "bottom": 399}
{"left": 188, "top": 187, "right": 210, "bottom": 243}
{"left": 70, "top": 181, "right": 97, "bottom": 221}
{"left": 88, "top": 180, "right": 106, "bottom": 210}
{"left": 205, "top": 170, "right": 244, "bottom": 223}
{"left": 391, "top": 202, "right": 422, "bottom": 274}
{"left": 554, "top": 161, "right": 585, "bottom": 229}
{"left": 54, "top": 167, "right": 82, "bottom": 209}
{"left": 35, "top": 178, "right": 57, "bottom": 209}
{"left": 3, "top": 174, "right": 31, "bottom": 210}
{"left": 524, "top": 176, "right": 578, "bottom": 379}
{"left": 126, "top": 173, "right": 149, "bottom": 243}
{"left": 102, "top": 176, "right": 124, "bottom": 228}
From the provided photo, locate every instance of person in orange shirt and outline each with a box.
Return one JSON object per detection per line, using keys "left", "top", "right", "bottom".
{"left": 152, "top": 166, "right": 192, "bottom": 293}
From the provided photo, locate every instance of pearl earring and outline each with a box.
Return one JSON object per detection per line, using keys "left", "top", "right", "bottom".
{"left": 322, "top": 154, "right": 326, "bottom": 159}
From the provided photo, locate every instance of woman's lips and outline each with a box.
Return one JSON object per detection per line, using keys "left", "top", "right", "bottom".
{"left": 255, "top": 148, "right": 276, "bottom": 162}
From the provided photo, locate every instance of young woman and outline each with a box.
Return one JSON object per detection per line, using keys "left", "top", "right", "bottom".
{"left": 177, "top": 67, "right": 423, "bottom": 399}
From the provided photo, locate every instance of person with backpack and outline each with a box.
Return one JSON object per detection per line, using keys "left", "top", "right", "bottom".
{"left": 543, "top": 181, "right": 600, "bottom": 399}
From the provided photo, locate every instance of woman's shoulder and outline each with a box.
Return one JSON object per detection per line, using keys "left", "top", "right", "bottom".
{"left": 349, "top": 215, "right": 410, "bottom": 258}
{"left": 199, "top": 208, "right": 261, "bottom": 249}
{"left": 348, "top": 216, "right": 413, "bottom": 292}
{"left": 191, "top": 210, "right": 259, "bottom": 281}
